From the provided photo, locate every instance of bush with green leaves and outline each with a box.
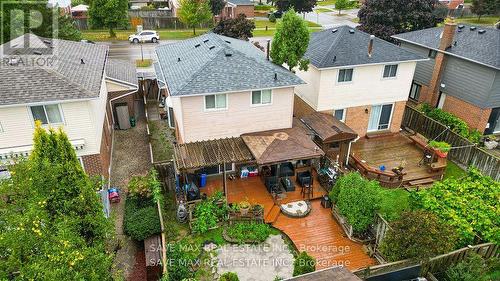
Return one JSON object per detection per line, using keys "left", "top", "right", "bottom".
{"left": 166, "top": 241, "right": 197, "bottom": 281}
{"left": 124, "top": 196, "right": 161, "bottom": 241}
{"left": 128, "top": 169, "right": 162, "bottom": 200}
{"left": 331, "top": 173, "right": 380, "bottom": 233}
{"left": 219, "top": 272, "right": 239, "bottom": 281}
{"left": 411, "top": 168, "right": 500, "bottom": 246}
{"left": 380, "top": 210, "right": 458, "bottom": 262}
{"left": 192, "top": 191, "right": 228, "bottom": 233}
{"left": 420, "top": 103, "right": 481, "bottom": 143}
{"left": 444, "top": 253, "right": 500, "bottom": 281}
{"left": 429, "top": 140, "right": 451, "bottom": 152}
{"left": 293, "top": 251, "right": 316, "bottom": 276}
{"left": 225, "top": 222, "right": 273, "bottom": 244}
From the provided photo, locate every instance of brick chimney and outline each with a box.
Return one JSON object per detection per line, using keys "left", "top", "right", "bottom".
{"left": 439, "top": 19, "right": 457, "bottom": 51}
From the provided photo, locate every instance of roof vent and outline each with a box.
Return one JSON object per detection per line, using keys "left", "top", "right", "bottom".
{"left": 453, "top": 41, "right": 457, "bottom": 46}
{"left": 349, "top": 29, "right": 355, "bottom": 34}
{"left": 225, "top": 40, "right": 231, "bottom": 44}
{"left": 177, "top": 57, "right": 181, "bottom": 62}
{"left": 43, "top": 39, "right": 51, "bottom": 45}
{"left": 333, "top": 55, "right": 336, "bottom": 62}
{"left": 195, "top": 43, "right": 201, "bottom": 48}
{"left": 209, "top": 45, "right": 215, "bottom": 50}
{"left": 80, "top": 58, "right": 85, "bottom": 64}
{"left": 458, "top": 24, "right": 465, "bottom": 29}
{"left": 224, "top": 49, "right": 232, "bottom": 57}
{"left": 33, "top": 51, "right": 42, "bottom": 55}
{"left": 274, "top": 73, "right": 277, "bottom": 80}
{"left": 203, "top": 39, "right": 209, "bottom": 43}
{"left": 470, "top": 26, "right": 476, "bottom": 31}
{"left": 478, "top": 29, "right": 486, "bottom": 34}
{"left": 457, "top": 29, "right": 462, "bottom": 32}
{"left": 331, "top": 29, "right": 338, "bottom": 33}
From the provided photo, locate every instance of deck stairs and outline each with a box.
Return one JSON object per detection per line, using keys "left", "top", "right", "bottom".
{"left": 265, "top": 204, "right": 281, "bottom": 224}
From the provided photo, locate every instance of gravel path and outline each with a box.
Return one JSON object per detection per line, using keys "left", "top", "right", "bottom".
{"left": 110, "top": 115, "right": 152, "bottom": 280}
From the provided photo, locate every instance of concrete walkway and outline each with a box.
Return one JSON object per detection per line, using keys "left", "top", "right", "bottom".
{"left": 215, "top": 235, "right": 294, "bottom": 281}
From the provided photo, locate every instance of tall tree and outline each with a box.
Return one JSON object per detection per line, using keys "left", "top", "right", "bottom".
{"left": 471, "top": 0, "right": 498, "bottom": 20}
{"left": 270, "top": 9, "right": 310, "bottom": 71}
{"left": 89, "top": 0, "right": 128, "bottom": 38}
{"left": 209, "top": 0, "right": 226, "bottom": 16}
{"left": 0, "top": 123, "right": 113, "bottom": 280}
{"left": 178, "top": 0, "right": 213, "bottom": 35}
{"left": 358, "top": 0, "right": 442, "bottom": 42}
{"left": 335, "top": 0, "right": 351, "bottom": 15}
{"left": 213, "top": 14, "right": 255, "bottom": 40}
{"left": 275, "top": 0, "right": 317, "bottom": 14}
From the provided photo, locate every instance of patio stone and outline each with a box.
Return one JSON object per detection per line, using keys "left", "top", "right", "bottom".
{"left": 215, "top": 235, "right": 294, "bottom": 281}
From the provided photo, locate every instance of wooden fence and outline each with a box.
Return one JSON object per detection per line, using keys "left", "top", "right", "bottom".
{"left": 353, "top": 242, "right": 499, "bottom": 279}
{"left": 402, "top": 105, "right": 500, "bottom": 181}
{"left": 154, "top": 161, "right": 176, "bottom": 192}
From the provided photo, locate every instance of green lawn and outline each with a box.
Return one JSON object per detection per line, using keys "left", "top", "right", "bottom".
{"left": 456, "top": 16, "right": 499, "bottom": 26}
{"left": 443, "top": 161, "right": 467, "bottom": 180}
{"left": 317, "top": 0, "right": 336, "bottom": 6}
{"left": 254, "top": 19, "right": 322, "bottom": 28}
{"left": 376, "top": 188, "right": 410, "bottom": 222}
{"left": 314, "top": 8, "right": 333, "bottom": 13}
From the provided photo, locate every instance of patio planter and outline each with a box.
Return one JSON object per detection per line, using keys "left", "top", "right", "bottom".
{"left": 434, "top": 149, "right": 448, "bottom": 158}
{"left": 331, "top": 205, "right": 374, "bottom": 244}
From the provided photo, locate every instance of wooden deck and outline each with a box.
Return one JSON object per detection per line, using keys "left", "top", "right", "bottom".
{"left": 202, "top": 172, "right": 326, "bottom": 222}
{"left": 201, "top": 172, "right": 376, "bottom": 271}
{"left": 351, "top": 133, "right": 443, "bottom": 184}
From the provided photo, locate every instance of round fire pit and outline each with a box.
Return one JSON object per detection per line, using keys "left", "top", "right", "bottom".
{"left": 280, "top": 200, "right": 311, "bottom": 218}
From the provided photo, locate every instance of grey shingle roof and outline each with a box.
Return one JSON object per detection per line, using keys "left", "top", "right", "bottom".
{"left": 392, "top": 25, "right": 500, "bottom": 70}
{"left": 305, "top": 26, "right": 425, "bottom": 69}
{"left": 155, "top": 33, "right": 304, "bottom": 97}
{"left": 106, "top": 59, "right": 138, "bottom": 87}
{"left": 0, "top": 33, "right": 108, "bottom": 106}
{"left": 227, "top": 0, "right": 253, "bottom": 5}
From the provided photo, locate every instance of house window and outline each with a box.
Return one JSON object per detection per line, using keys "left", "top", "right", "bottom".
{"left": 251, "top": 89, "right": 272, "bottom": 105}
{"left": 334, "top": 109, "right": 346, "bottom": 122}
{"left": 409, "top": 82, "right": 421, "bottom": 100}
{"left": 205, "top": 94, "right": 227, "bottom": 110}
{"left": 383, "top": 64, "right": 398, "bottom": 78}
{"left": 30, "top": 104, "right": 63, "bottom": 125}
{"left": 167, "top": 107, "right": 175, "bottom": 128}
{"left": 428, "top": 49, "right": 437, "bottom": 59}
{"left": 338, "top": 69, "right": 353, "bottom": 83}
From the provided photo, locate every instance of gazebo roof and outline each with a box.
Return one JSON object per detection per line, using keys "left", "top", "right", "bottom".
{"left": 241, "top": 119, "right": 324, "bottom": 165}
{"left": 173, "top": 137, "right": 254, "bottom": 170}
{"left": 301, "top": 112, "right": 358, "bottom": 143}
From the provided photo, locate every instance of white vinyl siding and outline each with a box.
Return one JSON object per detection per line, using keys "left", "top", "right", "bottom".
{"left": 251, "top": 89, "right": 272, "bottom": 105}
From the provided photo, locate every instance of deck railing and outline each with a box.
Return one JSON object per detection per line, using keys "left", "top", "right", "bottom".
{"left": 348, "top": 154, "right": 403, "bottom": 187}
{"left": 402, "top": 105, "right": 500, "bottom": 181}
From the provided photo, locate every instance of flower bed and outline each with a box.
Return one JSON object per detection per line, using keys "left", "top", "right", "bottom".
{"left": 222, "top": 222, "right": 274, "bottom": 244}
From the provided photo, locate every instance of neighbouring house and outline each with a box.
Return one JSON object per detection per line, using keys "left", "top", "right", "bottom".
{"left": 220, "top": 0, "right": 255, "bottom": 19}
{"left": 393, "top": 22, "right": 500, "bottom": 134}
{"left": 294, "top": 26, "right": 426, "bottom": 138}
{"left": 70, "top": 4, "right": 89, "bottom": 29}
{"left": 155, "top": 32, "right": 304, "bottom": 143}
{"left": 0, "top": 34, "right": 137, "bottom": 178}
{"left": 439, "top": 0, "right": 464, "bottom": 10}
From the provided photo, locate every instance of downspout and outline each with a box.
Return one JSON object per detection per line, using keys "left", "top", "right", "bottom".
{"left": 346, "top": 136, "right": 360, "bottom": 167}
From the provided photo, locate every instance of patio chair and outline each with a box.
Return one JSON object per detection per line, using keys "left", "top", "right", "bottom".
{"left": 296, "top": 171, "right": 313, "bottom": 187}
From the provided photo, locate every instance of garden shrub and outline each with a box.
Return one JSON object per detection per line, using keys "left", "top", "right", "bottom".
{"left": 293, "top": 251, "right": 316, "bottom": 276}
{"left": 128, "top": 169, "right": 161, "bottom": 199}
{"left": 269, "top": 13, "right": 276, "bottom": 23}
{"left": 333, "top": 173, "right": 380, "bottom": 233}
{"left": 380, "top": 210, "right": 458, "bottom": 262}
{"left": 444, "top": 253, "right": 500, "bottom": 281}
{"left": 166, "top": 241, "right": 197, "bottom": 281}
{"left": 192, "top": 191, "right": 228, "bottom": 234}
{"left": 411, "top": 168, "right": 500, "bottom": 246}
{"left": 225, "top": 222, "right": 272, "bottom": 244}
{"left": 124, "top": 197, "right": 161, "bottom": 241}
{"left": 219, "top": 272, "right": 239, "bottom": 281}
{"left": 420, "top": 103, "right": 480, "bottom": 143}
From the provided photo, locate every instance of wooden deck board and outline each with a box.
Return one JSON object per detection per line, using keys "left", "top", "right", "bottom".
{"left": 351, "top": 133, "right": 442, "bottom": 182}
{"left": 273, "top": 201, "right": 376, "bottom": 271}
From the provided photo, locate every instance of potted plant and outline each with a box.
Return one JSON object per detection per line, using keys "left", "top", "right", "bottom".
{"left": 239, "top": 200, "right": 251, "bottom": 216}
{"left": 429, "top": 140, "right": 451, "bottom": 158}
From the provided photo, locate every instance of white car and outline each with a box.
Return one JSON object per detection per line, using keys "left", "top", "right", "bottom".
{"left": 129, "top": 30, "right": 160, "bottom": 43}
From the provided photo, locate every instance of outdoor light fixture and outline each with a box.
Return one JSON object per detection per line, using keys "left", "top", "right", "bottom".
{"left": 365, "top": 108, "right": 369, "bottom": 114}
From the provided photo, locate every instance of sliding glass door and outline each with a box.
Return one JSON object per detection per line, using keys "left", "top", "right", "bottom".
{"left": 368, "top": 104, "right": 393, "bottom": 132}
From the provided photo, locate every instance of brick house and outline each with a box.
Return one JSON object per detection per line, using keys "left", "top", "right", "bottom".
{"left": 294, "top": 26, "right": 426, "bottom": 138}
{"left": 220, "top": 0, "right": 255, "bottom": 19}
{"left": 393, "top": 22, "right": 500, "bottom": 134}
{"left": 0, "top": 34, "right": 137, "bottom": 178}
